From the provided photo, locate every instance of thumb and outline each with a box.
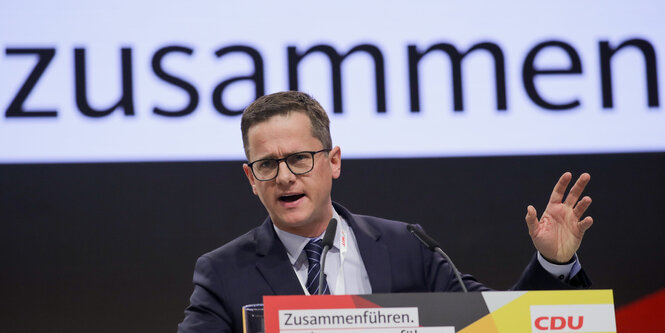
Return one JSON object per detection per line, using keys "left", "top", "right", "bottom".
{"left": 525, "top": 205, "right": 539, "bottom": 233}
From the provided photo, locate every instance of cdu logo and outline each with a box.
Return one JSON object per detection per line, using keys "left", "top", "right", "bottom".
{"left": 530, "top": 304, "right": 615, "bottom": 333}
{"left": 534, "top": 316, "right": 584, "bottom": 330}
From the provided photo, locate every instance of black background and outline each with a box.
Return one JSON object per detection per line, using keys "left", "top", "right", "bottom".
{"left": 2, "top": 152, "right": 664, "bottom": 332}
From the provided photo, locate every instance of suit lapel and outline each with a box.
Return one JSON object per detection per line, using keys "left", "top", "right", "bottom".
{"left": 335, "top": 203, "right": 392, "bottom": 293}
{"left": 254, "top": 218, "right": 305, "bottom": 295}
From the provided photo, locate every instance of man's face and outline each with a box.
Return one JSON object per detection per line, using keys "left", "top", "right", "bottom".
{"left": 242, "top": 111, "right": 341, "bottom": 237}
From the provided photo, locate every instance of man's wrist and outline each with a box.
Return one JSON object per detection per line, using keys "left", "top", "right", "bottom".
{"left": 537, "top": 252, "right": 579, "bottom": 282}
{"left": 541, "top": 254, "right": 576, "bottom": 265}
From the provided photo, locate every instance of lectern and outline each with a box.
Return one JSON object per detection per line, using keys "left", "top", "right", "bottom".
{"left": 245, "top": 290, "right": 616, "bottom": 333}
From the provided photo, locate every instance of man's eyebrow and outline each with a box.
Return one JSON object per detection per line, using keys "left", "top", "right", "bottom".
{"left": 252, "top": 152, "right": 286, "bottom": 161}
{"left": 252, "top": 150, "right": 305, "bottom": 162}
{"left": 251, "top": 154, "right": 274, "bottom": 162}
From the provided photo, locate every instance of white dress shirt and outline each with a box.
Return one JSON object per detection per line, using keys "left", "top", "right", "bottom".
{"left": 273, "top": 207, "right": 372, "bottom": 295}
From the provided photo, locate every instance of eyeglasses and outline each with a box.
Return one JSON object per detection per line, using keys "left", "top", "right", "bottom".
{"left": 247, "top": 149, "right": 331, "bottom": 181}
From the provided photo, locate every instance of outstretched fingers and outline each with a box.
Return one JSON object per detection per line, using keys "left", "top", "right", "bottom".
{"left": 573, "top": 196, "right": 592, "bottom": 218}
{"left": 564, "top": 173, "right": 591, "bottom": 207}
{"left": 549, "top": 172, "right": 572, "bottom": 204}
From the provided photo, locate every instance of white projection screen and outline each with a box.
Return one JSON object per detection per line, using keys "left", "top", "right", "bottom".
{"left": 1, "top": 0, "right": 663, "bottom": 163}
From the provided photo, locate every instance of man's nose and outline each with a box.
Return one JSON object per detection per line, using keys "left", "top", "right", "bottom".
{"left": 275, "top": 160, "right": 296, "bottom": 184}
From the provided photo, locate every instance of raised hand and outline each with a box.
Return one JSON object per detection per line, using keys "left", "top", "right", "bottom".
{"left": 525, "top": 172, "right": 594, "bottom": 263}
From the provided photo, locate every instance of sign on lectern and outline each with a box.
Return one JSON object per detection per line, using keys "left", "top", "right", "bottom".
{"left": 253, "top": 290, "right": 615, "bottom": 333}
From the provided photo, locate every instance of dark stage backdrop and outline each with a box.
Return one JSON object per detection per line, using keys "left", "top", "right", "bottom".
{"left": 2, "top": 153, "right": 664, "bottom": 332}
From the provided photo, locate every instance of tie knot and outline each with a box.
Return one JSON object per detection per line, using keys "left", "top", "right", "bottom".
{"left": 304, "top": 239, "right": 324, "bottom": 262}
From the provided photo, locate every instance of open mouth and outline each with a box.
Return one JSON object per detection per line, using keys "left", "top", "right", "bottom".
{"left": 279, "top": 194, "right": 305, "bottom": 202}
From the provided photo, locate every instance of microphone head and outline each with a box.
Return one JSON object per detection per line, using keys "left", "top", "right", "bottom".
{"left": 407, "top": 224, "right": 440, "bottom": 250}
{"left": 321, "top": 218, "right": 338, "bottom": 248}
{"left": 406, "top": 224, "right": 418, "bottom": 234}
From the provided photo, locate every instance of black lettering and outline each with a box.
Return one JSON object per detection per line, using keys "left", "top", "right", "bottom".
{"left": 74, "top": 47, "right": 135, "bottom": 117}
{"left": 288, "top": 44, "right": 386, "bottom": 114}
{"left": 5, "top": 48, "right": 57, "bottom": 117}
{"left": 283, "top": 312, "right": 292, "bottom": 325}
{"left": 600, "top": 38, "right": 659, "bottom": 108}
{"left": 522, "top": 41, "right": 582, "bottom": 110}
{"left": 152, "top": 45, "right": 199, "bottom": 117}
{"left": 408, "top": 42, "right": 507, "bottom": 112}
{"left": 212, "top": 45, "right": 265, "bottom": 116}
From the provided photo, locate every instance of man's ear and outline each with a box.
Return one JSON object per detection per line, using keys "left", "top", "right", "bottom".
{"left": 329, "top": 146, "right": 341, "bottom": 179}
{"left": 243, "top": 164, "right": 258, "bottom": 195}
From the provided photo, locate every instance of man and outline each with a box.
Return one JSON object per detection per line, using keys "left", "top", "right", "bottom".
{"left": 178, "top": 91, "right": 594, "bottom": 333}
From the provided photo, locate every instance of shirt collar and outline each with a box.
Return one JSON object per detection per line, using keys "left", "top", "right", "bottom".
{"left": 273, "top": 207, "right": 344, "bottom": 265}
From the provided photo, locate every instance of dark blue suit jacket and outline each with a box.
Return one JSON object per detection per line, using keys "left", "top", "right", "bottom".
{"left": 178, "top": 203, "right": 590, "bottom": 333}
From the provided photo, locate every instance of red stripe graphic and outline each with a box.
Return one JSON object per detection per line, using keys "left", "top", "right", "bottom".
{"left": 616, "top": 288, "right": 665, "bottom": 333}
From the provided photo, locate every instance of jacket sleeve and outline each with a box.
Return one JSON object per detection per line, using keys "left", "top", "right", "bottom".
{"left": 177, "top": 256, "right": 233, "bottom": 333}
{"left": 423, "top": 240, "right": 492, "bottom": 292}
{"left": 423, "top": 239, "right": 591, "bottom": 292}
{"left": 511, "top": 253, "right": 592, "bottom": 290}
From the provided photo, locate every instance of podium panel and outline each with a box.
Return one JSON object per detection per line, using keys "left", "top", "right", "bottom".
{"left": 262, "top": 290, "right": 615, "bottom": 333}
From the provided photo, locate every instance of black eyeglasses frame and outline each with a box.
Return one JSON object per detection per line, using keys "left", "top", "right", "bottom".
{"left": 247, "top": 148, "right": 332, "bottom": 181}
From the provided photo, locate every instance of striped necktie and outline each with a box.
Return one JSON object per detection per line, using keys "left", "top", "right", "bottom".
{"left": 304, "top": 239, "right": 330, "bottom": 295}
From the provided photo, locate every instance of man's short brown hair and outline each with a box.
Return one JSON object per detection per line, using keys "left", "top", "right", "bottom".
{"left": 241, "top": 91, "right": 332, "bottom": 159}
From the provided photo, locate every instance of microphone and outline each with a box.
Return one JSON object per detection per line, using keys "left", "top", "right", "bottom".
{"left": 407, "top": 224, "right": 468, "bottom": 293}
{"left": 318, "top": 218, "right": 337, "bottom": 295}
